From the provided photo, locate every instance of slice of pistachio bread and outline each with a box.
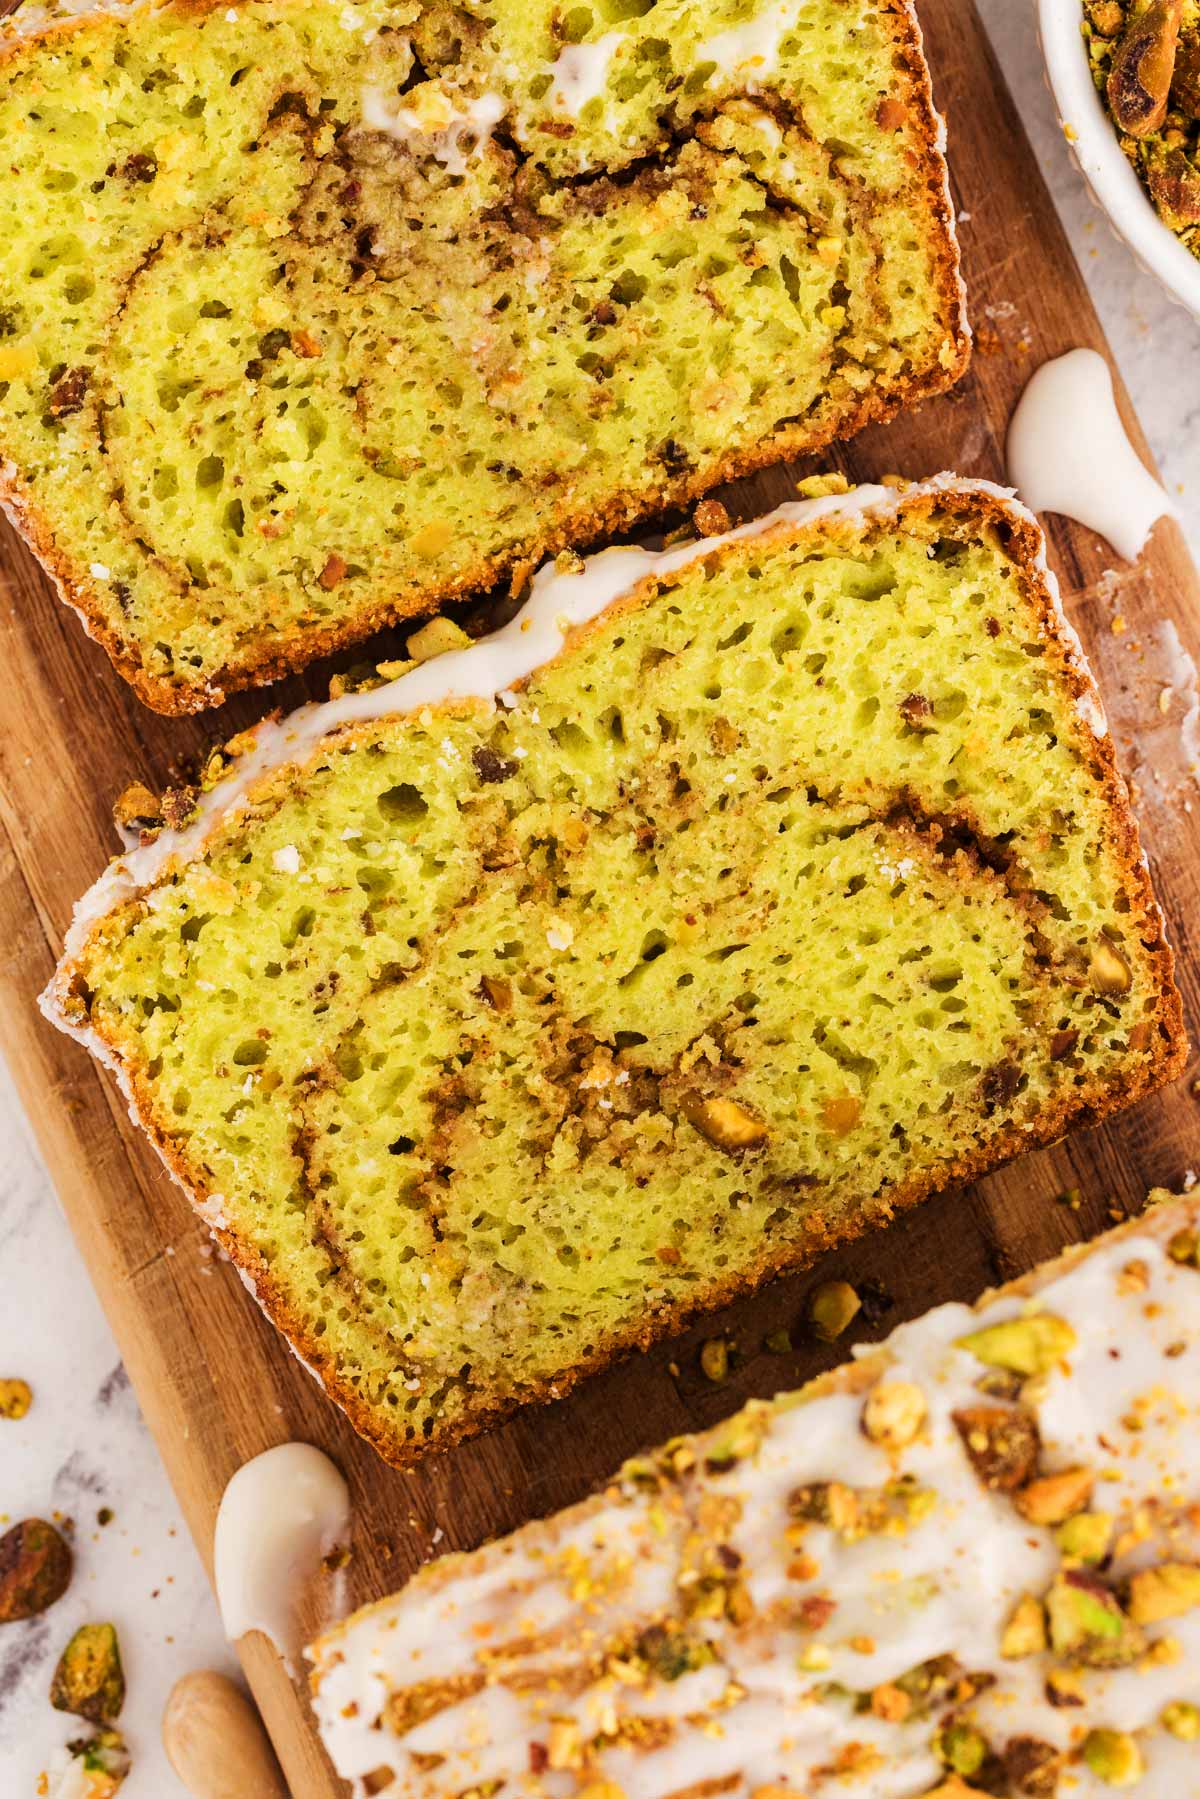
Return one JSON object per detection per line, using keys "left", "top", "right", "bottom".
{"left": 308, "top": 1194, "right": 1200, "bottom": 1798}
{"left": 42, "top": 479, "right": 1184, "bottom": 1466}
{"left": 0, "top": 0, "right": 967, "bottom": 712}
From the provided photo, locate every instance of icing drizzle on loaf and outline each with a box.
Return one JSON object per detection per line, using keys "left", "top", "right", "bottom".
{"left": 308, "top": 1205, "right": 1200, "bottom": 1797}
{"left": 48, "top": 476, "right": 1104, "bottom": 968}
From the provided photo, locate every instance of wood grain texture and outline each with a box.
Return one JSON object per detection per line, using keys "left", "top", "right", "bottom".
{"left": 1, "top": 4, "right": 1198, "bottom": 1794}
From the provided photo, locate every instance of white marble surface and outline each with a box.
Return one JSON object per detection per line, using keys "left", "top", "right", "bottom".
{"left": 1, "top": 5, "right": 1199, "bottom": 1795}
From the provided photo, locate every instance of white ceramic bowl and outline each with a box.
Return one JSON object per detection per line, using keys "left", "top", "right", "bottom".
{"left": 1038, "top": 0, "right": 1200, "bottom": 318}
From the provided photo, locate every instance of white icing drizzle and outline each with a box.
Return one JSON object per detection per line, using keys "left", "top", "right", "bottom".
{"left": 547, "top": 30, "right": 625, "bottom": 116}
{"left": 361, "top": 84, "right": 508, "bottom": 175}
{"left": 39, "top": 475, "right": 1108, "bottom": 983}
{"left": 698, "top": 0, "right": 798, "bottom": 88}
{"left": 214, "top": 1442, "right": 350, "bottom": 1671}
{"left": 309, "top": 1206, "right": 1200, "bottom": 1797}
{"left": 1007, "top": 348, "right": 1178, "bottom": 563}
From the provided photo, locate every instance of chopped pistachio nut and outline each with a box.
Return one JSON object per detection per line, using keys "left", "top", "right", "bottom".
{"left": 1003, "top": 1737, "right": 1062, "bottom": 1795}
{"left": 62, "top": 1728, "right": 131, "bottom": 1797}
{"left": 789, "top": 1480, "right": 860, "bottom": 1533}
{"left": 50, "top": 1623, "right": 125, "bottom": 1724}
{"left": 956, "top": 1313, "right": 1076, "bottom": 1376}
{"left": 1056, "top": 1512, "right": 1114, "bottom": 1564}
{"left": 1045, "top": 1666, "right": 1087, "bottom": 1707}
{"left": 1000, "top": 1594, "right": 1048, "bottom": 1659}
{"left": 764, "top": 1328, "right": 793, "bottom": 1356}
{"left": 1126, "top": 1561, "right": 1200, "bottom": 1623}
{"left": 405, "top": 617, "right": 472, "bottom": 663}
{"left": 952, "top": 1405, "right": 1040, "bottom": 1490}
{"left": 1161, "top": 1700, "right": 1200, "bottom": 1740}
{"left": 796, "top": 473, "right": 851, "bottom": 499}
{"left": 1046, "top": 1573, "right": 1145, "bottom": 1667}
{"left": 1082, "top": 1727, "right": 1145, "bottom": 1787}
{"left": 681, "top": 1094, "right": 768, "bottom": 1151}
{"left": 0, "top": 1378, "right": 32, "bottom": 1420}
{"left": 1015, "top": 1465, "right": 1095, "bottom": 1524}
{"left": 700, "top": 1339, "right": 730, "bottom": 1383}
{"left": 1167, "top": 1228, "right": 1200, "bottom": 1265}
{"left": 633, "top": 1624, "right": 715, "bottom": 1682}
{"left": 862, "top": 1380, "right": 926, "bottom": 1450}
{"left": 935, "top": 1720, "right": 989, "bottom": 1776}
{"left": 807, "top": 1281, "right": 862, "bottom": 1343}
{"left": 1089, "top": 938, "right": 1133, "bottom": 995}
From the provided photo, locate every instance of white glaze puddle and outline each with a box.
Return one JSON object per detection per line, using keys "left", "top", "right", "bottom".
{"left": 214, "top": 1443, "right": 350, "bottom": 1669}
{"left": 1007, "top": 347, "right": 1177, "bottom": 562}
{"left": 548, "top": 29, "right": 624, "bottom": 115}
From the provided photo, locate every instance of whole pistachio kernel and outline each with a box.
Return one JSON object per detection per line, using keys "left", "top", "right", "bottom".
{"left": 1082, "top": 1727, "right": 1145, "bottom": 1786}
{"left": 700, "top": 1339, "right": 730, "bottom": 1383}
{"left": 1161, "top": 1700, "right": 1200, "bottom": 1740}
{"left": 807, "top": 1281, "right": 862, "bottom": 1343}
{"left": 1107, "top": 0, "right": 1183, "bottom": 137}
{"left": 957, "top": 1313, "right": 1077, "bottom": 1376}
{"left": 1089, "top": 937, "right": 1133, "bottom": 995}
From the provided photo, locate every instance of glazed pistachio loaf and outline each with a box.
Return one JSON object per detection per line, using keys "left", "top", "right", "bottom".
{"left": 0, "top": 0, "right": 968, "bottom": 712}
{"left": 42, "top": 479, "right": 1184, "bottom": 1467}
{"left": 308, "top": 1195, "right": 1200, "bottom": 1799}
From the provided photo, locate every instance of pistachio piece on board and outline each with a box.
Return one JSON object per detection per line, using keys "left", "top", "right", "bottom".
{"left": 1107, "top": 0, "right": 1183, "bottom": 137}
{"left": 808, "top": 1281, "right": 862, "bottom": 1343}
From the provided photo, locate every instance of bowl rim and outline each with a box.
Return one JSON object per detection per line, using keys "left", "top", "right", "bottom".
{"left": 1038, "top": 0, "right": 1200, "bottom": 318}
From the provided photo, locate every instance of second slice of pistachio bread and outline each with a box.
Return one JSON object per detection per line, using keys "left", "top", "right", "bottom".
{"left": 309, "top": 1193, "right": 1200, "bottom": 1797}
{"left": 0, "top": 0, "right": 967, "bottom": 711}
{"left": 43, "top": 478, "right": 1184, "bottom": 1467}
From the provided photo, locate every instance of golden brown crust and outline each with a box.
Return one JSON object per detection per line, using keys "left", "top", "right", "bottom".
{"left": 47, "top": 485, "right": 1186, "bottom": 1470}
{"left": 0, "top": 0, "right": 970, "bottom": 714}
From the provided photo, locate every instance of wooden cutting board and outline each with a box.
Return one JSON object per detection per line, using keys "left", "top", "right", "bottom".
{"left": 2, "top": 4, "right": 1199, "bottom": 1793}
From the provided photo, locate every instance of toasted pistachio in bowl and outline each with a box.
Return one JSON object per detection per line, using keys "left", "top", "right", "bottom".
{"left": 1040, "top": 0, "right": 1200, "bottom": 317}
